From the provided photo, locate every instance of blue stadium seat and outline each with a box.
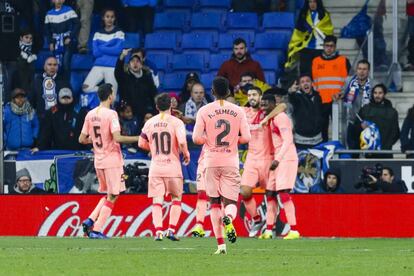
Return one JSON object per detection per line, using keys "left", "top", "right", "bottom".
{"left": 172, "top": 53, "right": 206, "bottom": 71}
{"left": 190, "top": 12, "right": 223, "bottom": 31}
{"left": 199, "top": 0, "right": 231, "bottom": 11}
{"left": 90, "top": 14, "right": 101, "bottom": 35}
{"left": 262, "top": 12, "right": 295, "bottom": 31}
{"left": 253, "top": 50, "right": 285, "bottom": 66}
{"left": 124, "top": 33, "right": 140, "bottom": 48}
{"left": 153, "top": 12, "right": 189, "bottom": 31}
{"left": 264, "top": 71, "right": 276, "bottom": 86}
{"left": 226, "top": 13, "right": 259, "bottom": 31}
{"left": 146, "top": 52, "right": 171, "bottom": 72}
{"left": 252, "top": 54, "right": 280, "bottom": 70}
{"left": 35, "top": 51, "right": 52, "bottom": 70}
{"left": 71, "top": 54, "right": 95, "bottom": 70}
{"left": 209, "top": 53, "right": 230, "bottom": 71}
{"left": 164, "top": 0, "right": 196, "bottom": 9}
{"left": 145, "top": 32, "right": 178, "bottom": 51}
{"left": 70, "top": 71, "right": 89, "bottom": 97}
{"left": 162, "top": 72, "right": 188, "bottom": 91}
{"left": 254, "top": 32, "right": 291, "bottom": 50}
{"left": 181, "top": 32, "right": 215, "bottom": 51}
{"left": 218, "top": 32, "right": 254, "bottom": 49}
{"left": 201, "top": 72, "right": 216, "bottom": 91}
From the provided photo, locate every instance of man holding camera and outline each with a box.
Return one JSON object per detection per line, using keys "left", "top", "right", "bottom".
{"left": 365, "top": 167, "right": 407, "bottom": 193}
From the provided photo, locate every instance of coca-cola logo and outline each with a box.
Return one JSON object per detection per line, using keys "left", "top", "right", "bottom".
{"left": 38, "top": 201, "right": 212, "bottom": 237}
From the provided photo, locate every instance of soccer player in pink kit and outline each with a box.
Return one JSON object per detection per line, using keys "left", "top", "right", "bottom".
{"left": 138, "top": 93, "right": 190, "bottom": 241}
{"left": 260, "top": 93, "right": 300, "bottom": 240}
{"left": 241, "top": 87, "right": 286, "bottom": 237}
{"left": 191, "top": 145, "right": 208, "bottom": 237}
{"left": 79, "top": 83, "right": 140, "bottom": 239}
{"left": 193, "top": 77, "right": 251, "bottom": 254}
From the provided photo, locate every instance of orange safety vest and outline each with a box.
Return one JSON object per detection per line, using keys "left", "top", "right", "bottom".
{"left": 312, "top": 55, "right": 348, "bottom": 104}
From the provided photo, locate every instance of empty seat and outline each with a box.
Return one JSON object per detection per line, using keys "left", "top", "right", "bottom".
{"left": 218, "top": 32, "right": 254, "bottom": 49}
{"left": 124, "top": 33, "right": 140, "bottom": 48}
{"left": 226, "top": 12, "right": 259, "bottom": 31}
{"left": 264, "top": 71, "right": 276, "bottom": 86}
{"left": 71, "top": 54, "right": 95, "bottom": 70}
{"left": 190, "top": 12, "right": 223, "bottom": 31}
{"left": 262, "top": 12, "right": 295, "bottom": 31}
{"left": 35, "top": 51, "right": 52, "bottom": 70}
{"left": 70, "top": 71, "right": 89, "bottom": 97}
{"left": 201, "top": 72, "right": 216, "bottom": 91}
{"left": 181, "top": 32, "right": 215, "bottom": 51}
{"left": 209, "top": 53, "right": 230, "bottom": 70}
{"left": 164, "top": 0, "right": 196, "bottom": 9}
{"left": 172, "top": 53, "right": 205, "bottom": 71}
{"left": 254, "top": 32, "right": 291, "bottom": 50}
{"left": 199, "top": 0, "right": 231, "bottom": 11}
{"left": 146, "top": 52, "right": 170, "bottom": 72}
{"left": 153, "top": 12, "right": 189, "bottom": 31}
{"left": 145, "top": 32, "right": 178, "bottom": 51}
{"left": 252, "top": 53, "right": 280, "bottom": 70}
{"left": 162, "top": 72, "right": 188, "bottom": 90}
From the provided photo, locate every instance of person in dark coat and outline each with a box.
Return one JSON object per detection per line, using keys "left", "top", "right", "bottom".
{"left": 310, "top": 167, "right": 344, "bottom": 193}
{"left": 115, "top": 48, "right": 157, "bottom": 128}
{"left": 13, "top": 168, "right": 45, "bottom": 194}
{"left": 401, "top": 104, "right": 414, "bottom": 158}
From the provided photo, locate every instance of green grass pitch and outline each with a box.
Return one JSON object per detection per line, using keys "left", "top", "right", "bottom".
{"left": 1, "top": 237, "right": 414, "bottom": 275}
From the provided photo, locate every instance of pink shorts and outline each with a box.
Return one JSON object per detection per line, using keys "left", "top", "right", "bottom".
{"left": 96, "top": 167, "right": 126, "bottom": 195}
{"left": 205, "top": 167, "right": 241, "bottom": 202}
{"left": 267, "top": 160, "right": 298, "bottom": 192}
{"left": 148, "top": 177, "right": 183, "bottom": 198}
{"left": 196, "top": 164, "right": 206, "bottom": 191}
{"left": 241, "top": 159, "right": 272, "bottom": 189}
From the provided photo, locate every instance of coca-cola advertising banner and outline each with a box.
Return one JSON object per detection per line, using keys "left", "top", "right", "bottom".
{"left": 2, "top": 194, "right": 414, "bottom": 237}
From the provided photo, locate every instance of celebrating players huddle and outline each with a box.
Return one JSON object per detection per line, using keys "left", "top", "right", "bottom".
{"left": 78, "top": 77, "right": 300, "bottom": 254}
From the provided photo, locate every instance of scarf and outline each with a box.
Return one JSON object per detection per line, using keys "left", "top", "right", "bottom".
{"left": 11, "top": 101, "right": 35, "bottom": 120}
{"left": 42, "top": 73, "right": 58, "bottom": 110}
{"left": 185, "top": 97, "right": 207, "bottom": 119}
{"left": 344, "top": 75, "right": 371, "bottom": 106}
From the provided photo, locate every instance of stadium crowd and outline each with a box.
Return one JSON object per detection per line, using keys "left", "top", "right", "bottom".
{"left": 0, "top": 0, "right": 413, "bottom": 194}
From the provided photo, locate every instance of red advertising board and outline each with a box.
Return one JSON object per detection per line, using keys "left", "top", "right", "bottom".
{"left": 1, "top": 194, "right": 414, "bottom": 237}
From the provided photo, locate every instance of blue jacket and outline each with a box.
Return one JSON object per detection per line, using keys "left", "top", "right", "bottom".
{"left": 122, "top": 0, "right": 157, "bottom": 7}
{"left": 44, "top": 5, "right": 80, "bottom": 44}
{"left": 93, "top": 27, "right": 125, "bottom": 67}
{"left": 3, "top": 103, "right": 39, "bottom": 150}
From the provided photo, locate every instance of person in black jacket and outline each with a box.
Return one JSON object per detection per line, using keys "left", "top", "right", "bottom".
{"left": 35, "top": 87, "right": 88, "bottom": 151}
{"left": 31, "top": 56, "right": 69, "bottom": 122}
{"left": 288, "top": 74, "right": 324, "bottom": 150}
{"left": 401, "top": 104, "right": 414, "bottom": 158}
{"left": 115, "top": 48, "right": 157, "bottom": 129}
{"left": 367, "top": 167, "right": 407, "bottom": 193}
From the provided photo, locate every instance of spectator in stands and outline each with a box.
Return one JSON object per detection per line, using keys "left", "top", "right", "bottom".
{"left": 310, "top": 168, "right": 344, "bottom": 193}
{"left": 31, "top": 56, "right": 69, "bottom": 122}
{"left": 44, "top": 0, "right": 80, "bottom": 81}
{"left": 312, "top": 35, "right": 351, "bottom": 142}
{"left": 36, "top": 87, "right": 88, "bottom": 151}
{"left": 12, "top": 29, "right": 37, "bottom": 95}
{"left": 234, "top": 72, "right": 271, "bottom": 106}
{"left": 286, "top": 0, "right": 334, "bottom": 75}
{"left": 368, "top": 167, "right": 407, "bottom": 193}
{"left": 358, "top": 84, "right": 400, "bottom": 158}
{"left": 131, "top": 48, "right": 160, "bottom": 88}
{"left": 122, "top": 0, "right": 156, "bottom": 36}
{"left": 82, "top": 8, "right": 124, "bottom": 98}
{"left": 339, "top": 60, "right": 377, "bottom": 150}
{"left": 401, "top": 104, "right": 414, "bottom": 158}
{"left": 405, "top": 0, "right": 414, "bottom": 71}
{"left": 13, "top": 168, "right": 45, "bottom": 194}
{"left": 77, "top": 0, "right": 94, "bottom": 54}
{"left": 181, "top": 83, "right": 208, "bottom": 135}
{"left": 115, "top": 48, "right": 157, "bottom": 128}
{"left": 218, "top": 38, "right": 265, "bottom": 89}
{"left": 4, "top": 88, "right": 39, "bottom": 151}
{"left": 118, "top": 101, "right": 139, "bottom": 151}
{"left": 288, "top": 74, "right": 323, "bottom": 149}
{"left": 180, "top": 72, "right": 200, "bottom": 104}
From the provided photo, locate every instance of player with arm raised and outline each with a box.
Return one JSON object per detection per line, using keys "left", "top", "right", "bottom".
{"left": 138, "top": 93, "right": 190, "bottom": 241}
{"left": 241, "top": 87, "right": 286, "bottom": 237}
{"left": 260, "top": 93, "right": 300, "bottom": 240}
{"left": 79, "top": 83, "right": 139, "bottom": 239}
{"left": 193, "top": 77, "right": 251, "bottom": 254}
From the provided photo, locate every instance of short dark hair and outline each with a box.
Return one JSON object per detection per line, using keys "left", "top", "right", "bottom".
{"left": 233, "top": 37, "right": 247, "bottom": 47}
{"left": 240, "top": 72, "right": 256, "bottom": 81}
{"left": 372, "top": 83, "right": 387, "bottom": 94}
{"left": 155, "top": 93, "right": 171, "bottom": 111}
{"left": 357, "top": 59, "right": 371, "bottom": 70}
{"left": 212, "top": 77, "right": 230, "bottom": 99}
{"left": 131, "top": 48, "right": 145, "bottom": 58}
{"left": 382, "top": 167, "right": 394, "bottom": 177}
{"left": 324, "top": 35, "right": 337, "bottom": 45}
{"left": 247, "top": 86, "right": 262, "bottom": 95}
{"left": 298, "top": 73, "right": 313, "bottom": 82}
{"left": 20, "top": 28, "right": 32, "bottom": 37}
{"left": 261, "top": 93, "right": 276, "bottom": 104}
{"left": 97, "top": 83, "right": 113, "bottom": 101}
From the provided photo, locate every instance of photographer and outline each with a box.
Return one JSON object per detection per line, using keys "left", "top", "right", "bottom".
{"left": 367, "top": 167, "right": 407, "bottom": 193}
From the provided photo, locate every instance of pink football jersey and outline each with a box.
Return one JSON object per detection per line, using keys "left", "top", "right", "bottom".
{"left": 81, "top": 106, "right": 123, "bottom": 169}
{"left": 244, "top": 107, "right": 273, "bottom": 160}
{"left": 270, "top": 112, "right": 298, "bottom": 162}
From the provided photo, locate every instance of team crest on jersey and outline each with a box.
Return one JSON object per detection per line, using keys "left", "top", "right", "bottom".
{"left": 294, "top": 150, "right": 322, "bottom": 193}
